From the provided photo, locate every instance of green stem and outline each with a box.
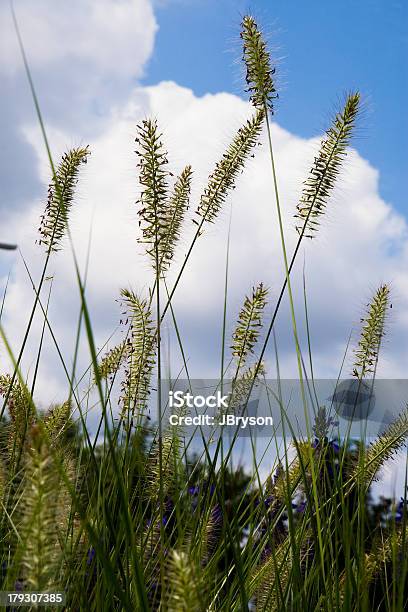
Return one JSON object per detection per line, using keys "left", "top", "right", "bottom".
{"left": 220, "top": 210, "right": 232, "bottom": 394}
{"left": 264, "top": 106, "right": 327, "bottom": 588}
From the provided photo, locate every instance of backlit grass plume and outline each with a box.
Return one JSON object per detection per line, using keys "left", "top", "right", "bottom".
{"left": 229, "top": 362, "right": 265, "bottom": 411}
{"left": 18, "top": 426, "right": 60, "bottom": 591}
{"left": 250, "top": 535, "right": 292, "bottom": 606}
{"left": 146, "top": 424, "right": 183, "bottom": 500}
{"left": 352, "top": 284, "right": 390, "bottom": 379}
{"left": 195, "top": 109, "right": 264, "bottom": 224}
{"left": 231, "top": 283, "right": 268, "bottom": 370}
{"left": 136, "top": 119, "right": 170, "bottom": 271}
{"left": 0, "top": 374, "right": 33, "bottom": 426}
{"left": 295, "top": 92, "right": 360, "bottom": 237}
{"left": 363, "top": 530, "right": 405, "bottom": 589}
{"left": 96, "top": 340, "right": 127, "bottom": 382}
{"left": 352, "top": 406, "right": 408, "bottom": 485}
{"left": 38, "top": 147, "right": 89, "bottom": 253}
{"left": 120, "top": 289, "right": 156, "bottom": 423}
{"left": 159, "top": 165, "right": 192, "bottom": 271}
{"left": 165, "top": 550, "right": 204, "bottom": 612}
{"left": 199, "top": 504, "right": 223, "bottom": 566}
{"left": 0, "top": 374, "right": 34, "bottom": 456}
{"left": 43, "top": 401, "right": 72, "bottom": 446}
{"left": 241, "top": 15, "right": 278, "bottom": 113}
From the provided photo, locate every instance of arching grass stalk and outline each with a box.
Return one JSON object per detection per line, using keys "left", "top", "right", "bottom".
{"left": 241, "top": 14, "right": 306, "bottom": 411}
{"left": 238, "top": 52, "right": 361, "bottom": 586}
{"left": 134, "top": 118, "right": 168, "bottom": 586}
{"left": 253, "top": 90, "right": 361, "bottom": 384}
{"left": 161, "top": 109, "right": 265, "bottom": 323}
{"left": 1, "top": 8, "right": 89, "bottom": 428}
{"left": 7, "top": 8, "right": 96, "bottom": 507}
{"left": 241, "top": 14, "right": 332, "bottom": 592}
{"left": 12, "top": 10, "right": 149, "bottom": 605}
{"left": 160, "top": 279, "right": 254, "bottom": 610}
{"left": 220, "top": 210, "right": 232, "bottom": 396}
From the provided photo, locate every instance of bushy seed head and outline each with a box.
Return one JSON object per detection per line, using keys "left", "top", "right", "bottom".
{"left": 241, "top": 15, "right": 278, "bottom": 113}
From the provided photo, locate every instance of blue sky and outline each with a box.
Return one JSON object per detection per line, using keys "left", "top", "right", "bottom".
{"left": 145, "top": 0, "right": 407, "bottom": 214}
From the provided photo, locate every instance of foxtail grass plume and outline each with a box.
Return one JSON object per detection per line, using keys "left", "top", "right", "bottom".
{"left": 199, "top": 504, "right": 223, "bottom": 566}
{"left": 96, "top": 340, "right": 127, "bottom": 382}
{"left": 19, "top": 426, "right": 60, "bottom": 591}
{"left": 364, "top": 530, "right": 405, "bottom": 588}
{"left": 295, "top": 92, "right": 360, "bottom": 237}
{"left": 0, "top": 374, "right": 32, "bottom": 424}
{"left": 159, "top": 165, "right": 192, "bottom": 270}
{"left": 229, "top": 362, "right": 265, "bottom": 411}
{"left": 241, "top": 16, "right": 278, "bottom": 113}
{"left": 136, "top": 119, "right": 192, "bottom": 274}
{"left": 352, "top": 284, "right": 390, "bottom": 379}
{"left": 43, "top": 401, "right": 72, "bottom": 447}
{"left": 0, "top": 374, "right": 34, "bottom": 457}
{"left": 352, "top": 406, "right": 408, "bottom": 484}
{"left": 332, "top": 530, "right": 406, "bottom": 609}
{"left": 146, "top": 426, "right": 182, "bottom": 500}
{"left": 195, "top": 109, "right": 264, "bottom": 223}
{"left": 231, "top": 283, "right": 268, "bottom": 369}
{"left": 136, "top": 119, "right": 168, "bottom": 269}
{"left": 0, "top": 458, "right": 4, "bottom": 502}
{"left": 272, "top": 446, "right": 309, "bottom": 504}
{"left": 166, "top": 550, "right": 203, "bottom": 611}
{"left": 120, "top": 289, "right": 156, "bottom": 423}
{"left": 251, "top": 535, "right": 292, "bottom": 605}
{"left": 38, "top": 147, "right": 90, "bottom": 253}
{"left": 146, "top": 397, "right": 186, "bottom": 500}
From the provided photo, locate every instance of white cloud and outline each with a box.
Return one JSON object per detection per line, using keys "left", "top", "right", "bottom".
{"left": 2, "top": 80, "right": 408, "bottom": 409}
{"left": 0, "top": 0, "right": 157, "bottom": 79}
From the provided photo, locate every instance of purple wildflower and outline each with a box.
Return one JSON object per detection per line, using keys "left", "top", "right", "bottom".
{"left": 86, "top": 547, "right": 96, "bottom": 565}
{"left": 395, "top": 497, "right": 408, "bottom": 522}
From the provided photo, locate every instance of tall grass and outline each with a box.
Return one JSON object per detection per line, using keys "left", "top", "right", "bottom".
{"left": 1, "top": 12, "right": 407, "bottom": 612}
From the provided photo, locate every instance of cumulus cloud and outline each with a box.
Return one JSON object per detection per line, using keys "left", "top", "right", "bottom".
{"left": 0, "top": 0, "right": 157, "bottom": 216}
{"left": 0, "top": 0, "right": 156, "bottom": 79}
{"left": 2, "top": 80, "right": 408, "bottom": 409}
